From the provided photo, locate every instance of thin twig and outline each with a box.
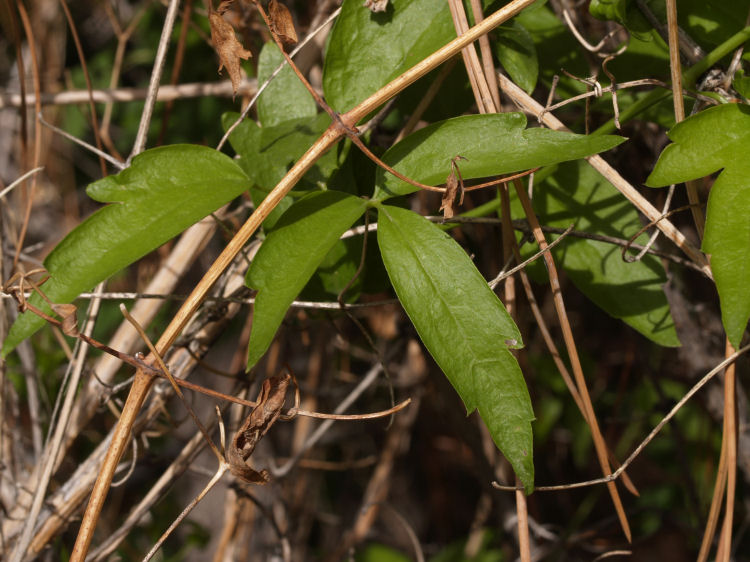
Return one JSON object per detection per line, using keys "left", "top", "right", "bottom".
{"left": 59, "top": 0, "right": 107, "bottom": 176}
{"left": 129, "top": 0, "right": 182, "bottom": 161}
{"left": 143, "top": 464, "right": 229, "bottom": 562}
{"left": 561, "top": 7, "right": 625, "bottom": 56}
{"left": 489, "top": 224, "right": 574, "bottom": 289}
{"left": 37, "top": 113, "right": 126, "bottom": 169}
{"left": 0, "top": 80, "right": 258, "bottom": 108}
{"left": 0, "top": 167, "right": 44, "bottom": 200}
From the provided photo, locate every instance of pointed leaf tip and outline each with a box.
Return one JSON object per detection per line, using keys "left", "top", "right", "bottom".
{"left": 377, "top": 204, "right": 533, "bottom": 489}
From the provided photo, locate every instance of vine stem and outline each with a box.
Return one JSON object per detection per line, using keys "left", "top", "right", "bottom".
{"left": 68, "top": 0, "right": 538, "bottom": 558}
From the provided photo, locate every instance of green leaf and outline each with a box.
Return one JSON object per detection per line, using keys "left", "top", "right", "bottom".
{"left": 373, "top": 113, "right": 625, "bottom": 201}
{"left": 2, "top": 145, "right": 250, "bottom": 356}
{"left": 376, "top": 204, "right": 534, "bottom": 490}
{"left": 495, "top": 21, "right": 538, "bottom": 94}
{"left": 646, "top": 103, "right": 750, "bottom": 348}
{"left": 300, "top": 235, "right": 383, "bottom": 302}
{"left": 678, "top": 0, "right": 750, "bottom": 50}
{"left": 245, "top": 191, "right": 367, "bottom": 368}
{"left": 588, "top": 0, "right": 652, "bottom": 33}
{"left": 589, "top": 0, "right": 628, "bottom": 24}
{"left": 734, "top": 69, "right": 750, "bottom": 99}
{"left": 223, "top": 112, "right": 334, "bottom": 191}
{"left": 257, "top": 41, "right": 317, "bottom": 128}
{"left": 521, "top": 161, "right": 680, "bottom": 346}
{"left": 222, "top": 111, "right": 342, "bottom": 228}
{"left": 323, "top": 0, "right": 454, "bottom": 113}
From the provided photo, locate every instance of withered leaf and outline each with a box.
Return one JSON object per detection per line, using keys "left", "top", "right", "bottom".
{"left": 440, "top": 157, "right": 466, "bottom": 219}
{"left": 227, "top": 373, "right": 290, "bottom": 483}
{"left": 209, "top": 11, "right": 252, "bottom": 95}
{"left": 51, "top": 303, "right": 79, "bottom": 336}
{"left": 268, "top": 0, "right": 297, "bottom": 45}
{"left": 363, "top": 0, "right": 389, "bottom": 13}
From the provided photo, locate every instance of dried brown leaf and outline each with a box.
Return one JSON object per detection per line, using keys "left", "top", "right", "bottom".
{"left": 51, "top": 303, "right": 79, "bottom": 336}
{"left": 268, "top": 0, "right": 297, "bottom": 45}
{"left": 209, "top": 11, "right": 252, "bottom": 95}
{"left": 227, "top": 373, "right": 291, "bottom": 483}
{"left": 440, "top": 156, "right": 466, "bottom": 219}
{"left": 440, "top": 173, "right": 459, "bottom": 219}
{"left": 363, "top": 0, "right": 389, "bottom": 12}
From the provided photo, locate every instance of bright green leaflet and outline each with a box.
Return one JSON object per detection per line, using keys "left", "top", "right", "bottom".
{"left": 376, "top": 204, "right": 534, "bottom": 491}
{"left": 245, "top": 191, "right": 368, "bottom": 368}
{"left": 2, "top": 145, "right": 250, "bottom": 356}
{"left": 257, "top": 42, "right": 316, "bottom": 128}
{"left": 495, "top": 21, "right": 538, "bottom": 94}
{"left": 517, "top": 161, "right": 679, "bottom": 346}
{"left": 372, "top": 113, "right": 624, "bottom": 201}
{"left": 646, "top": 103, "right": 750, "bottom": 348}
{"left": 323, "top": 0, "right": 454, "bottom": 113}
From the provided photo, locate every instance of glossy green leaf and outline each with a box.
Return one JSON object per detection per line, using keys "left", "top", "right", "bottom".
{"left": 495, "top": 21, "right": 538, "bottom": 94}
{"left": 323, "top": 0, "right": 454, "bottom": 113}
{"left": 373, "top": 113, "right": 625, "bottom": 201}
{"left": 257, "top": 42, "right": 317, "bottom": 128}
{"left": 521, "top": 161, "right": 680, "bottom": 346}
{"left": 376, "top": 204, "right": 534, "bottom": 490}
{"left": 245, "top": 191, "right": 367, "bottom": 368}
{"left": 646, "top": 103, "right": 750, "bottom": 348}
{"left": 2, "top": 145, "right": 250, "bottom": 356}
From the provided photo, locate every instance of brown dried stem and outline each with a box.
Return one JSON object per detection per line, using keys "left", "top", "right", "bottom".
{"left": 513, "top": 178, "right": 631, "bottom": 542}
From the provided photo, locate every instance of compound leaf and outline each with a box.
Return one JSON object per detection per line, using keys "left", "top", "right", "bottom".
{"left": 376, "top": 204, "right": 534, "bottom": 490}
